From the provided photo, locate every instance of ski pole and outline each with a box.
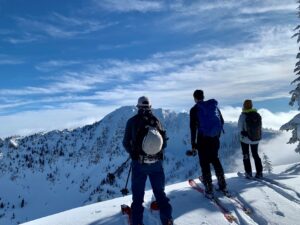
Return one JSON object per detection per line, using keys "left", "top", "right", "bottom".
{"left": 116, "top": 156, "right": 131, "bottom": 174}
{"left": 107, "top": 156, "right": 130, "bottom": 184}
{"left": 121, "top": 164, "right": 132, "bottom": 196}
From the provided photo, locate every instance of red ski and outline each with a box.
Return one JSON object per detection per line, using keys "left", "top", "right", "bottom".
{"left": 188, "top": 179, "right": 237, "bottom": 223}
{"left": 198, "top": 176, "right": 252, "bottom": 215}
{"left": 121, "top": 204, "right": 132, "bottom": 225}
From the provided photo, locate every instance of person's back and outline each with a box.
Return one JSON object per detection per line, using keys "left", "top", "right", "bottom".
{"left": 123, "top": 96, "right": 173, "bottom": 225}
{"left": 189, "top": 90, "right": 227, "bottom": 195}
{"left": 238, "top": 99, "right": 263, "bottom": 178}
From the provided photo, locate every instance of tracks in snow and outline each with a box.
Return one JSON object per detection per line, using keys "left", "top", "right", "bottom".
{"left": 255, "top": 177, "right": 300, "bottom": 205}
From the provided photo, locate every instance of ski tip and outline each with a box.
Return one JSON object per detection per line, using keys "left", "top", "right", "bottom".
{"left": 121, "top": 204, "right": 131, "bottom": 215}
{"left": 150, "top": 201, "right": 160, "bottom": 211}
{"left": 225, "top": 214, "right": 238, "bottom": 223}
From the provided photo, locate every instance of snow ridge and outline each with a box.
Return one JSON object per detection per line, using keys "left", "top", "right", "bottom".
{"left": 0, "top": 106, "right": 279, "bottom": 225}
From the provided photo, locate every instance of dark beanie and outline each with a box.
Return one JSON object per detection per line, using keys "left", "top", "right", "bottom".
{"left": 193, "top": 89, "right": 204, "bottom": 100}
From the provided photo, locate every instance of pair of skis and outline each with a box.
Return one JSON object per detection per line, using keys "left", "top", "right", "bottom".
{"left": 189, "top": 178, "right": 252, "bottom": 223}
{"left": 122, "top": 178, "right": 252, "bottom": 224}
{"left": 188, "top": 179, "right": 237, "bottom": 223}
{"left": 217, "top": 188, "right": 252, "bottom": 215}
{"left": 198, "top": 176, "right": 251, "bottom": 215}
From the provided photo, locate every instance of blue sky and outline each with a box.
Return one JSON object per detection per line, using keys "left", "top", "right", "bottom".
{"left": 0, "top": 0, "right": 299, "bottom": 137}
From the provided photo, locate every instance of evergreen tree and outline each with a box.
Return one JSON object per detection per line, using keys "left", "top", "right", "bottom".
{"left": 281, "top": 0, "right": 300, "bottom": 154}
{"left": 0, "top": 137, "right": 3, "bottom": 147}
{"left": 262, "top": 153, "right": 273, "bottom": 174}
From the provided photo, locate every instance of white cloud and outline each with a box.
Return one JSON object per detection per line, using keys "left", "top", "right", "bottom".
{"left": 232, "top": 132, "right": 299, "bottom": 171}
{"left": 1, "top": 58, "right": 177, "bottom": 96}
{"left": 0, "top": 100, "right": 32, "bottom": 111}
{"left": 97, "top": 41, "right": 144, "bottom": 51}
{"left": 162, "top": 0, "right": 297, "bottom": 34}
{"left": 0, "top": 18, "right": 298, "bottom": 132}
{"left": 0, "top": 100, "right": 297, "bottom": 138}
{"left": 0, "top": 55, "right": 24, "bottom": 65}
{"left": 86, "top": 25, "right": 296, "bottom": 110}
{"left": 0, "top": 103, "right": 116, "bottom": 138}
{"left": 169, "top": 0, "right": 241, "bottom": 14}
{"left": 220, "top": 106, "right": 242, "bottom": 123}
{"left": 259, "top": 109, "right": 298, "bottom": 130}
{"left": 94, "top": 0, "right": 164, "bottom": 12}
{"left": 35, "top": 60, "right": 82, "bottom": 72}
{"left": 0, "top": 59, "right": 23, "bottom": 65}
{"left": 240, "top": 3, "right": 297, "bottom": 14}
{"left": 1, "top": 103, "right": 299, "bottom": 170}
{"left": 1, "top": 24, "right": 298, "bottom": 125}
{"left": 12, "top": 13, "right": 115, "bottom": 40}
{"left": 96, "top": 0, "right": 296, "bottom": 15}
{"left": 221, "top": 106, "right": 298, "bottom": 130}
{"left": 260, "top": 132, "right": 299, "bottom": 166}
{"left": 1, "top": 103, "right": 298, "bottom": 168}
{"left": 0, "top": 72, "right": 107, "bottom": 96}
{"left": 5, "top": 36, "right": 40, "bottom": 44}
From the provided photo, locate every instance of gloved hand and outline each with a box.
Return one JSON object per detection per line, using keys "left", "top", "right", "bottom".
{"left": 241, "top": 131, "right": 248, "bottom": 137}
{"left": 186, "top": 149, "right": 197, "bottom": 157}
{"left": 192, "top": 143, "right": 197, "bottom": 149}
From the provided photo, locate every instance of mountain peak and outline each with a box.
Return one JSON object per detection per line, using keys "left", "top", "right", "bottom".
{"left": 0, "top": 106, "right": 280, "bottom": 225}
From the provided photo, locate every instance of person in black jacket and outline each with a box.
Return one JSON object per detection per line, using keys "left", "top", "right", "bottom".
{"left": 189, "top": 90, "right": 227, "bottom": 195}
{"left": 123, "top": 96, "right": 173, "bottom": 225}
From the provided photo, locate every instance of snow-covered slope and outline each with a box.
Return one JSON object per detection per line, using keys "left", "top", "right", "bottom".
{"left": 0, "top": 106, "right": 279, "bottom": 225}
{"left": 21, "top": 163, "right": 300, "bottom": 225}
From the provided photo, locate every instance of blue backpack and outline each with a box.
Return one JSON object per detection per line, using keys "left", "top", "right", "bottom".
{"left": 197, "top": 99, "right": 223, "bottom": 137}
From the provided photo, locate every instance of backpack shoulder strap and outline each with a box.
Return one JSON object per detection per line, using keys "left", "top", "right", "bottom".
{"left": 144, "top": 114, "right": 160, "bottom": 128}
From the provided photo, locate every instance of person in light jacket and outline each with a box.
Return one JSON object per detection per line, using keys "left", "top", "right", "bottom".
{"left": 238, "top": 99, "right": 263, "bottom": 178}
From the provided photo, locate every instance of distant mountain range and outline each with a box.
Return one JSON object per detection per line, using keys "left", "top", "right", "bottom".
{"left": 0, "top": 106, "right": 279, "bottom": 225}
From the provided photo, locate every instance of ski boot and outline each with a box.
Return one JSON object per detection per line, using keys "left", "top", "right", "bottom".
{"left": 204, "top": 183, "right": 214, "bottom": 199}
{"left": 245, "top": 172, "right": 253, "bottom": 179}
{"left": 255, "top": 172, "right": 263, "bottom": 179}
{"left": 217, "top": 175, "right": 229, "bottom": 196}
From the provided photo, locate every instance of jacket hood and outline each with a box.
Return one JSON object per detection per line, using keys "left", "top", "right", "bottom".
{"left": 242, "top": 108, "right": 257, "bottom": 113}
{"left": 138, "top": 107, "right": 152, "bottom": 116}
{"left": 197, "top": 99, "right": 218, "bottom": 106}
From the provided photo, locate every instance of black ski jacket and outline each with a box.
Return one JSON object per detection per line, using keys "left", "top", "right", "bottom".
{"left": 123, "top": 109, "right": 167, "bottom": 160}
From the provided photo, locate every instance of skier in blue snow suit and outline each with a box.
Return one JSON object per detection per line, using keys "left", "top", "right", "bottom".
{"left": 123, "top": 96, "right": 173, "bottom": 225}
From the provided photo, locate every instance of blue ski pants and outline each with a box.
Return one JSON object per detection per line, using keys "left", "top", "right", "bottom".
{"left": 131, "top": 160, "right": 173, "bottom": 225}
